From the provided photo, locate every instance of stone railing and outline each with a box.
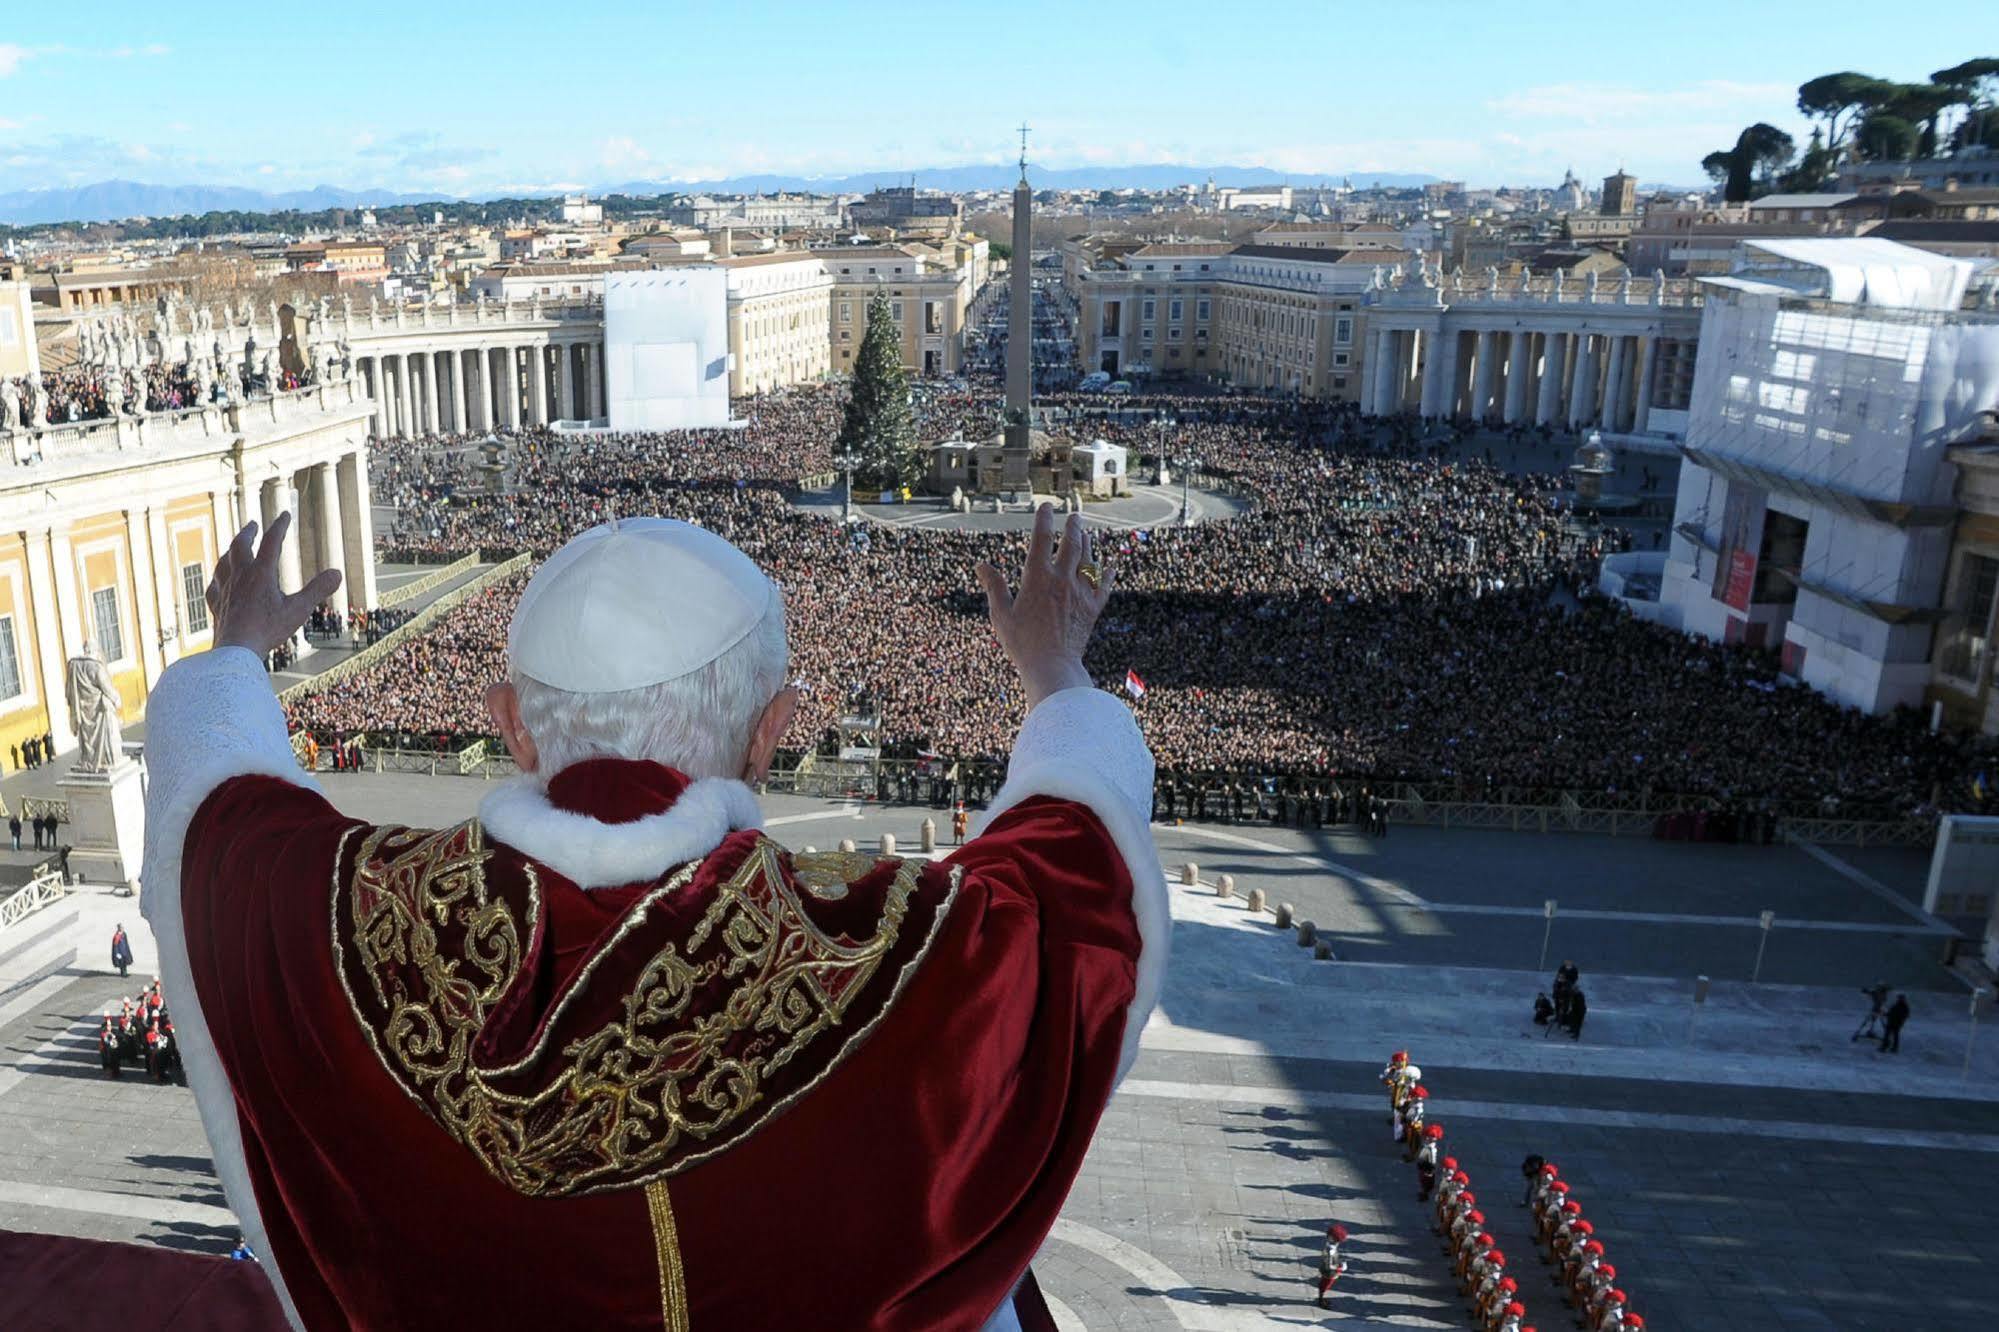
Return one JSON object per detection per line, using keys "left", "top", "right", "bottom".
{"left": 279, "top": 550, "right": 530, "bottom": 706}
{"left": 376, "top": 552, "right": 480, "bottom": 608}
{"left": 1368, "top": 271, "right": 1705, "bottom": 311}
{"left": 2, "top": 374, "right": 369, "bottom": 467}
{"left": 17, "top": 797, "right": 70, "bottom": 824}
{"left": 338, "top": 296, "right": 605, "bottom": 339}
{"left": 0, "top": 869, "right": 67, "bottom": 936}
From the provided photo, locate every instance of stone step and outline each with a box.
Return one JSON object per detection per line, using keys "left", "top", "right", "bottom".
{"left": 0, "top": 904, "right": 78, "bottom": 976}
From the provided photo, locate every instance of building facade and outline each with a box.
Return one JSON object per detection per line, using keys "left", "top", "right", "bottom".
{"left": 0, "top": 376, "right": 375, "bottom": 759}
{"left": 1653, "top": 239, "right": 1995, "bottom": 714}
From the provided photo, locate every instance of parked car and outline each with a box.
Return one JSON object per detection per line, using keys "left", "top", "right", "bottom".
{"left": 1106, "top": 380, "right": 1134, "bottom": 395}
{"left": 1078, "top": 371, "right": 1112, "bottom": 392}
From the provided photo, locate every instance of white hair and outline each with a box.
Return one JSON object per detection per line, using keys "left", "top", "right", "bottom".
{"left": 514, "top": 600, "right": 788, "bottom": 782}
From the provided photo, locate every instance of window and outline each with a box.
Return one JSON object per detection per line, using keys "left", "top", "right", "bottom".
{"left": 840, "top": 302, "right": 852, "bottom": 322}
{"left": 840, "top": 330, "right": 852, "bottom": 341}
{"left": 91, "top": 586, "right": 125, "bottom": 663}
{"left": 1197, "top": 299, "right": 1210, "bottom": 322}
{"left": 1169, "top": 328, "right": 1181, "bottom": 340}
{"left": 1334, "top": 352, "right": 1350, "bottom": 367}
{"left": 1939, "top": 553, "right": 1999, "bottom": 682}
{"left": 0, "top": 617, "right": 19, "bottom": 701}
{"left": 1335, "top": 317, "right": 1353, "bottom": 344}
{"left": 1142, "top": 299, "right": 1156, "bottom": 320}
{"left": 1169, "top": 300, "right": 1182, "bottom": 322}
{"left": 892, "top": 302, "right": 903, "bottom": 322}
{"left": 182, "top": 562, "right": 209, "bottom": 634}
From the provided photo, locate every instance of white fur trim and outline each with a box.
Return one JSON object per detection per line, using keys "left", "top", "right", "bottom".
{"left": 138, "top": 647, "right": 310, "bottom": 1332}
{"left": 973, "top": 686, "right": 1165, "bottom": 1085}
{"left": 477, "top": 774, "right": 765, "bottom": 890}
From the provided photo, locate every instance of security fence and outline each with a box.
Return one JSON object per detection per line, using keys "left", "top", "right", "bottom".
{"left": 376, "top": 552, "right": 480, "bottom": 608}
{"left": 279, "top": 551, "right": 530, "bottom": 706}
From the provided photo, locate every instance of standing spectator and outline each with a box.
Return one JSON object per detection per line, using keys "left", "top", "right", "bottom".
{"left": 1566, "top": 987, "right": 1589, "bottom": 1041}
{"left": 7, "top": 743, "right": 15, "bottom": 770}
{"left": 1880, "top": 993, "right": 1910, "bottom": 1053}
{"left": 111, "top": 923, "right": 133, "bottom": 978}
{"left": 8, "top": 812, "right": 19, "bottom": 851}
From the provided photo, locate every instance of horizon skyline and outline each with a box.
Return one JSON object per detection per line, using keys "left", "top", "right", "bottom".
{"left": 2, "top": 2, "right": 1990, "bottom": 199}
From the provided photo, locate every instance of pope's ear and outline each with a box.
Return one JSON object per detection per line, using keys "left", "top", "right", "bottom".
{"left": 744, "top": 687, "right": 799, "bottom": 782}
{"left": 486, "top": 681, "right": 539, "bottom": 775}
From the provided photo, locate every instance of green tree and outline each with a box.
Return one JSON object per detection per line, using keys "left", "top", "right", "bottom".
{"left": 837, "top": 289, "right": 920, "bottom": 492}
{"left": 1797, "top": 72, "right": 1896, "bottom": 156}
{"left": 1935, "top": 58, "right": 1999, "bottom": 149}
{"left": 1702, "top": 124, "right": 1796, "bottom": 202}
{"left": 1854, "top": 109, "right": 1920, "bottom": 161}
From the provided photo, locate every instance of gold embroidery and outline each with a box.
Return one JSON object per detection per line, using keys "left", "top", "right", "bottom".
{"left": 645, "top": 1178, "right": 690, "bottom": 1332}
{"left": 333, "top": 820, "right": 958, "bottom": 1198}
{"left": 789, "top": 850, "right": 880, "bottom": 900}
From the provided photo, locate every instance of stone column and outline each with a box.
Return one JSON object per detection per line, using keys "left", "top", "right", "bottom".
{"left": 462, "top": 348, "right": 485, "bottom": 432}
{"left": 1470, "top": 330, "right": 1497, "bottom": 422}
{"left": 447, "top": 349, "right": 467, "bottom": 434}
{"left": 1534, "top": 333, "right": 1567, "bottom": 426}
{"left": 361, "top": 357, "right": 383, "bottom": 437}
{"left": 146, "top": 506, "right": 180, "bottom": 668}
{"left": 394, "top": 354, "right": 415, "bottom": 438}
{"left": 499, "top": 347, "right": 520, "bottom": 429}
{"left": 1432, "top": 328, "right": 1462, "bottom": 419}
{"left": 1417, "top": 330, "right": 1443, "bottom": 417}
{"left": 122, "top": 508, "right": 166, "bottom": 689}
{"left": 527, "top": 343, "right": 549, "bottom": 426}
{"left": 313, "top": 461, "right": 349, "bottom": 620}
{"left": 1601, "top": 336, "right": 1630, "bottom": 433}
{"left": 337, "top": 452, "right": 380, "bottom": 611}
{"left": 1632, "top": 336, "right": 1658, "bottom": 435}
{"left": 26, "top": 530, "right": 77, "bottom": 753}
{"left": 584, "top": 342, "right": 603, "bottom": 419}
{"left": 1503, "top": 332, "right": 1532, "bottom": 424}
{"left": 1565, "top": 333, "right": 1596, "bottom": 428}
{"left": 554, "top": 342, "right": 572, "bottom": 421}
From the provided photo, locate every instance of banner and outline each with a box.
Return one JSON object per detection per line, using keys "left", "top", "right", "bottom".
{"left": 1711, "top": 483, "right": 1767, "bottom": 613}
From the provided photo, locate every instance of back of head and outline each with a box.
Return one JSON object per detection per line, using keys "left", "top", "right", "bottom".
{"left": 508, "top": 518, "right": 789, "bottom": 780}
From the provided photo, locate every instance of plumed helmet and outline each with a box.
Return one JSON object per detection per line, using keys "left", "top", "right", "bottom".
{"left": 1562, "top": 1201, "right": 1583, "bottom": 1215}
{"left": 1599, "top": 1264, "right": 1616, "bottom": 1279}
{"left": 1452, "top": 1170, "right": 1469, "bottom": 1185}
{"left": 1608, "top": 1289, "right": 1627, "bottom": 1304}
{"left": 1552, "top": 1180, "right": 1571, "bottom": 1194}
{"left": 1442, "top": 1156, "right": 1459, "bottom": 1171}
{"left": 1487, "top": 1249, "right": 1505, "bottom": 1266}
{"left": 1426, "top": 1123, "right": 1444, "bottom": 1138}
{"left": 1474, "top": 1232, "right": 1492, "bottom": 1248}
{"left": 1576, "top": 1222, "right": 1596, "bottom": 1238}
{"left": 1466, "top": 1209, "right": 1485, "bottom": 1225}
{"left": 1412, "top": 1085, "right": 1429, "bottom": 1099}
{"left": 1541, "top": 1163, "right": 1559, "bottom": 1176}
{"left": 1391, "top": 1050, "right": 1408, "bottom": 1062}
{"left": 1504, "top": 1301, "right": 1526, "bottom": 1317}
{"left": 1331, "top": 1224, "right": 1348, "bottom": 1241}
{"left": 1498, "top": 1277, "right": 1518, "bottom": 1292}
{"left": 1625, "top": 1315, "right": 1644, "bottom": 1328}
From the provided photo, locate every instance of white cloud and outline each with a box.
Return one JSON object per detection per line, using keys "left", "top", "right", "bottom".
{"left": 599, "top": 136, "right": 652, "bottom": 172}
{"left": 0, "top": 42, "right": 28, "bottom": 76}
{"left": 1486, "top": 80, "right": 1793, "bottom": 128}
{"left": 258, "top": 164, "right": 275, "bottom": 175}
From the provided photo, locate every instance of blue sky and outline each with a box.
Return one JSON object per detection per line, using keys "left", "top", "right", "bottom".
{"left": 0, "top": 2, "right": 1988, "bottom": 194}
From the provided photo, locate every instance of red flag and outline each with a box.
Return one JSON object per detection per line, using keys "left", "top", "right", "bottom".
{"left": 1124, "top": 669, "right": 1147, "bottom": 699}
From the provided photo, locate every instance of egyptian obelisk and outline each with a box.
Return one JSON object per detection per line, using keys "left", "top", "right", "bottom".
{"left": 1002, "top": 125, "right": 1033, "bottom": 491}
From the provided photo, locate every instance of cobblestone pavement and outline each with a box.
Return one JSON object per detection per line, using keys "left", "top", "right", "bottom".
{"left": 2, "top": 782, "right": 1992, "bottom": 1330}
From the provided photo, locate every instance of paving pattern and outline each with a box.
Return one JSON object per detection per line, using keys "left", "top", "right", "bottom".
{"left": 2, "top": 779, "right": 1993, "bottom": 1330}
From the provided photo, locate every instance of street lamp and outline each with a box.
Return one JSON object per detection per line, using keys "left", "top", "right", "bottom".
{"left": 1155, "top": 411, "right": 1173, "bottom": 483}
{"left": 835, "top": 451, "right": 858, "bottom": 523}
{"left": 1177, "top": 453, "right": 1199, "bottom": 525}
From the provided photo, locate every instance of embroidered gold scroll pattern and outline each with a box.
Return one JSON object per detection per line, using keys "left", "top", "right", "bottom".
{"left": 339, "top": 823, "right": 933, "bottom": 1197}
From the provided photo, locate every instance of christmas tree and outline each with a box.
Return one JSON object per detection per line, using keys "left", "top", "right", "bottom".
{"left": 837, "top": 289, "right": 920, "bottom": 491}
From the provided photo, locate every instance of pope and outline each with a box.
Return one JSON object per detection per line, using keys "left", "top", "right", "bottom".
{"left": 138, "top": 506, "right": 1166, "bottom": 1331}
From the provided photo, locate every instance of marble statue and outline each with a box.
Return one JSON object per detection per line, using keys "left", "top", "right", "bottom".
{"left": 66, "top": 643, "right": 126, "bottom": 774}
{"left": 1369, "top": 265, "right": 1385, "bottom": 290}
{"left": 26, "top": 373, "right": 48, "bottom": 427}
{"left": 1486, "top": 265, "right": 1501, "bottom": 295}
{"left": 258, "top": 349, "right": 275, "bottom": 383}
{"left": 0, "top": 379, "right": 19, "bottom": 431}
{"left": 342, "top": 293, "right": 353, "bottom": 323}
{"left": 193, "top": 356, "right": 214, "bottom": 402}
{"left": 100, "top": 367, "right": 125, "bottom": 417}
{"left": 1652, "top": 270, "right": 1667, "bottom": 305}
{"left": 1551, "top": 271, "right": 1565, "bottom": 300}
{"left": 1585, "top": 270, "right": 1600, "bottom": 300}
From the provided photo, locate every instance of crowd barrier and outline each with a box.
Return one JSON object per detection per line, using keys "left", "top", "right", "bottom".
{"left": 278, "top": 551, "right": 530, "bottom": 706}
{"left": 376, "top": 552, "right": 480, "bottom": 609}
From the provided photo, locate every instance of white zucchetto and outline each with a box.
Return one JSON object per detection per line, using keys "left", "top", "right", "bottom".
{"left": 507, "top": 518, "right": 777, "bottom": 693}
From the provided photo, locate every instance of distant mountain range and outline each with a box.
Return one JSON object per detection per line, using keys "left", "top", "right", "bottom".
{"left": 0, "top": 165, "right": 1444, "bottom": 226}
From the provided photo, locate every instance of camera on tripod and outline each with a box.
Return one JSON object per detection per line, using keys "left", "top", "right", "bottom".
{"left": 1853, "top": 983, "right": 1890, "bottom": 1042}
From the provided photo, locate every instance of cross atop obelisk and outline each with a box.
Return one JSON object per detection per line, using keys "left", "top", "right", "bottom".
{"left": 1017, "top": 123, "right": 1031, "bottom": 181}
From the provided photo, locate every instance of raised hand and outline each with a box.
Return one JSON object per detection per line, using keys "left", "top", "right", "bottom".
{"left": 975, "top": 504, "right": 1116, "bottom": 710}
{"left": 206, "top": 513, "right": 344, "bottom": 658}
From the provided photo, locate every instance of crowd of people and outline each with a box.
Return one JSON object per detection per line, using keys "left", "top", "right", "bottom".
{"left": 1374, "top": 1051, "right": 1644, "bottom": 1331}
{"left": 95, "top": 977, "right": 183, "bottom": 1085}
{"left": 276, "top": 380, "right": 1996, "bottom": 822}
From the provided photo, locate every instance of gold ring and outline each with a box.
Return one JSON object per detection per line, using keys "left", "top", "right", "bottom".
{"left": 1077, "top": 562, "right": 1102, "bottom": 590}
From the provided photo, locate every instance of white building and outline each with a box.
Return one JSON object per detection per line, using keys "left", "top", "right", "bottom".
{"left": 1654, "top": 238, "right": 1999, "bottom": 713}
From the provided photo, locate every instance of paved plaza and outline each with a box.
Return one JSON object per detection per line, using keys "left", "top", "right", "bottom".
{"left": 2, "top": 772, "right": 1994, "bottom": 1329}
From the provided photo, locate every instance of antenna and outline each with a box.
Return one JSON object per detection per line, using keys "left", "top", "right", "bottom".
{"left": 1017, "top": 123, "right": 1031, "bottom": 179}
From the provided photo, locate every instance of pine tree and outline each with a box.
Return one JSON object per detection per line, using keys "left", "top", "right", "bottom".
{"left": 837, "top": 289, "right": 919, "bottom": 491}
